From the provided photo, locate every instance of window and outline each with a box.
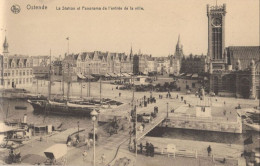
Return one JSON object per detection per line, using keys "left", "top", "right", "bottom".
{"left": 23, "top": 71, "right": 25, "bottom": 75}
{"left": 27, "top": 70, "right": 29, "bottom": 75}
{"left": 16, "top": 70, "right": 18, "bottom": 75}
{"left": 12, "top": 70, "right": 14, "bottom": 76}
{"left": 19, "top": 79, "right": 21, "bottom": 84}
{"left": 26, "top": 78, "right": 28, "bottom": 83}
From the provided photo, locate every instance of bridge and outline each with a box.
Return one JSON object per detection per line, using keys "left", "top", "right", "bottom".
{"left": 136, "top": 112, "right": 167, "bottom": 141}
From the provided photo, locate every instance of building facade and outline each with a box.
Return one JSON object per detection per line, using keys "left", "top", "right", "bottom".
{"left": 31, "top": 56, "right": 50, "bottom": 67}
{"left": 53, "top": 60, "right": 62, "bottom": 76}
{"left": 207, "top": 4, "right": 260, "bottom": 99}
{"left": 1, "top": 37, "right": 34, "bottom": 88}
{"left": 180, "top": 54, "right": 207, "bottom": 74}
{"left": 63, "top": 51, "right": 133, "bottom": 77}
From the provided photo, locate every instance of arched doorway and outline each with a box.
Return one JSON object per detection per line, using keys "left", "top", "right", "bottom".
{"left": 240, "top": 78, "right": 250, "bottom": 99}
{"left": 213, "top": 76, "right": 219, "bottom": 95}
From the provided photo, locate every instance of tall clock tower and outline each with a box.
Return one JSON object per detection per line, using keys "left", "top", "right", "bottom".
{"left": 207, "top": 4, "right": 227, "bottom": 70}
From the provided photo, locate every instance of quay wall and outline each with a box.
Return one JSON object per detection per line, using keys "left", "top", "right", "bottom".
{"left": 161, "top": 116, "right": 242, "bottom": 133}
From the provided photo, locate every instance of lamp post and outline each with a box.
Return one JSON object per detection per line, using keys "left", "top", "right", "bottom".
{"left": 167, "top": 102, "right": 169, "bottom": 118}
{"left": 77, "top": 121, "right": 79, "bottom": 136}
{"left": 91, "top": 110, "right": 98, "bottom": 166}
{"left": 88, "top": 63, "right": 91, "bottom": 97}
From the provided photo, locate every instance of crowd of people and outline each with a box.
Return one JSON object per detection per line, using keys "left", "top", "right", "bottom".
{"left": 139, "top": 141, "right": 155, "bottom": 157}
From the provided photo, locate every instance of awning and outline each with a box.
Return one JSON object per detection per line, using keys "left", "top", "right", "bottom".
{"left": 186, "top": 73, "right": 192, "bottom": 77}
{"left": 105, "top": 73, "right": 111, "bottom": 77}
{"left": 84, "top": 75, "right": 95, "bottom": 79}
{"left": 44, "top": 144, "right": 67, "bottom": 160}
{"left": 108, "top": 73, "right": 117, "bottom": 77}
{"left": 192, "top": 74, "right": 198, "bottom": 78}
{"left": 122, "top": 73, "right": 131, "bottom": 77}
{"left": 77, "top": 73, "right": 86, "bottom": 79}
{"left": 179, "top": 73, "right": 185, "bottom": 76}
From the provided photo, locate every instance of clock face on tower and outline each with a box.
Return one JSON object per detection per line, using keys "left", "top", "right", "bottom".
{"left": 212, "top": 17, "right": 222, "bottom": 27}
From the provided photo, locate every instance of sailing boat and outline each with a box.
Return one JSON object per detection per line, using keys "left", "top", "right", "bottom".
{"left": 28, "top": 53, "right": 101, "bottom": 117}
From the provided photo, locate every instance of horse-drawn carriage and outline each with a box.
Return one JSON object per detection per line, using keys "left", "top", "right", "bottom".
{"left": 7, "top": 147, "right": 21, "bottom": 164}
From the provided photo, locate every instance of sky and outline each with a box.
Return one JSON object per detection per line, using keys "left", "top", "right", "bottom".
{"left": 0, "top": 0, "right": 259, "bottom": 57}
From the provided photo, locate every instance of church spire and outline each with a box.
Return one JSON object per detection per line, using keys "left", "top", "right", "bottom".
{"left": 176, "top": 34, "right": 182, "bottom": 51}
{"left": 177, "top": 34, "right": 180, "bottom": 47}
{"left": 3, "top": 36, "right": 9, "bottom": 53}
{"left": 129, "top": 44, "right": 133, "bottom": 60}
{"left": 130, "top": 44, "right": 133, "bottom": 55}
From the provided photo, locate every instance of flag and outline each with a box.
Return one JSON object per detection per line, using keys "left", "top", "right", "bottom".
{"left": 244, "top": 135, "right": 253, "bottom": 145}
{"left": 66, "top": 37, "right": 69, "bottom": 40}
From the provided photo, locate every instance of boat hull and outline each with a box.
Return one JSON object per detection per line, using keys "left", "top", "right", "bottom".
{"left": 29, "top": 100, "right": 94, "bottom": 117}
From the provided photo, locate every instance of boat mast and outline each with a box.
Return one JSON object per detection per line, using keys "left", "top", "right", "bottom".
{"left": 48, "top": 50, "right": 52, "bottom": 100}
{"left": 6, "top": 100, "right": 10, "bottom": 119}
{"left": 88, "top": 63, "right": 90, "bottom": 97}
{"left": 67, "top": 63, "right": 70, "bottom": 101}
{"left": 36, "top": 79, "right": 38, "bottom": 95}
{"left": 100, "top": 76, "right": 102, "bottom": 105}
{"left": 80, "top": 80, "right": 83, "bottom": 99}
{"left": 62, "top": 62, "right": 65, "bottom": 101}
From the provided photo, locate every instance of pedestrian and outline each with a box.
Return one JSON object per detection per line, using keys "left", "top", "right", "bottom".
{"left": 177, "top": 94, "right": 178, "bottom": 99}
{"left": 76, "top": 134, "right": 80, "bottom": 144}
{"left": 139, "top": 125, "right": 143, "bottom": 133}
{"left": 223, "top": 110, "right": 226, "bottom": 116}
{"left": 100, "top": 154, "right": 105, "bottom": 164}
{"left": 140, "top": 143, "right": 143, "bottom": 154}
{"left": 66, "top": 135, "right": 71, "bottom": 144}
{"left": 207, "top": 145, "right": 212, "bottom": 156}
{"left": 85, "top": 138, "right": 90, "bottom": 150}
{"left": 146, "top": 141, "right": 149, "bottom": 156}
{"left": 82, "top": 150, "right": 88, "bottom": 161}
{"left": 142, "top": 123, "right": 145, "bottom": 130}
{"left": 150, "top": 143, "right": 154, "bottom": 157}
{"left": 89, "top": 138, "right": 93, "bottom": 146}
